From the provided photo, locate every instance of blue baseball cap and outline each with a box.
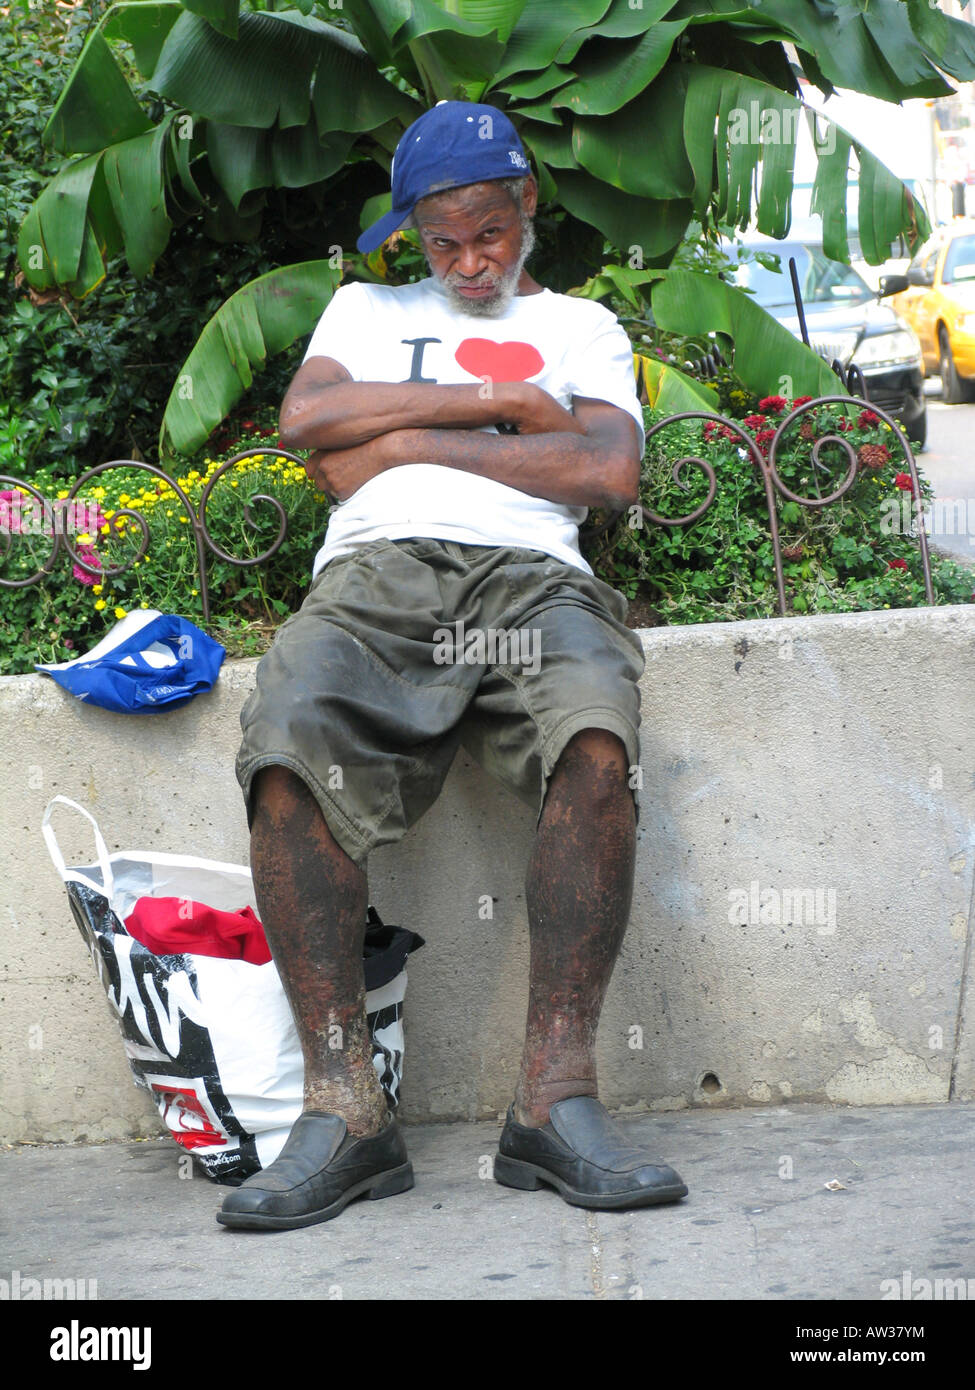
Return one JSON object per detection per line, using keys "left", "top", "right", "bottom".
{"left": 357, "top": 100, "right": 531, "bottom": 254}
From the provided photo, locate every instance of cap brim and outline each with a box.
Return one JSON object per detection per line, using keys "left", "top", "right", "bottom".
{"left": 356, "top": 208, "right": 413, "bottom": 254}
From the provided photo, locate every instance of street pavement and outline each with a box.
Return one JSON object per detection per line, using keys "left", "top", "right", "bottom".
{"left": 914, "top": 386, "right": 975, "bottom": 564}
{"left": 2, "top": 1100, "right": 973, "bottom": 1303}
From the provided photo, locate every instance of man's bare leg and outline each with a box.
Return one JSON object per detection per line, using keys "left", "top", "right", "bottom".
{"left": 514, "top": 728, "right": 635, "bottom": 1128}
{"left": 249, "top": 765, "right": 388, "bottom": 1137}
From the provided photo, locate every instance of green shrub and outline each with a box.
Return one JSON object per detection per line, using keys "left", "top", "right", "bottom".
{"left": 584, "top": 394, "right": 974, "bottom": 623}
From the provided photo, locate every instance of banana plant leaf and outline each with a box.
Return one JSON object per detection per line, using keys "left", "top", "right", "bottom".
{"left": 17, "top": 154, "right": 121, "bottom": 296}
{"left": 44, "top": 27, "right": 152, "bottom": 154}
{"left": 180, "top": 0, "right": 238, "bottom": 40}
{"left": 160, "top": 260, "right": 343, "bottom": 458}
{"left": 651, "top": 268, "right": 841, "bottom": 401}
{"left": 103, "top": 0, "right": 184, "bottom": 76}
{"left": 635, "top": 354, "right": 720, "bottom": 414}
{"left": 102, "top": 119, "right": 175, "bottom": 277}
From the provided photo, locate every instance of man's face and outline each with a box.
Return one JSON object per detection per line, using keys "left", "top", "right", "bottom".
{"left": 413, "top": 179, "right": 537, "bottom": 317}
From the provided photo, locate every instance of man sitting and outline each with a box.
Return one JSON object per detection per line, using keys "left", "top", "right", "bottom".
{"left": 218, "top": 101, "right": 688, "bottom": 1230}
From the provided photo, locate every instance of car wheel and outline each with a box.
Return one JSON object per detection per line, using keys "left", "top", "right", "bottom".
{"left": 939, "top": 327, "right": 975, "bottom": 404}
{"left": 907, "top": 411, "right": 927, "bottom": 451}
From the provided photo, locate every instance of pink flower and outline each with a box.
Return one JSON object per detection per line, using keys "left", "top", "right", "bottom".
{"left": 0, "top": 490, "right": 24, "bottom": 534}
{"left": 72, "top": 545, "right": 102, "bottom": 586}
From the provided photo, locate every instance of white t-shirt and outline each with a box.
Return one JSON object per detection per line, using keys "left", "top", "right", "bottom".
{"left": 302, "top": 275, "right": 644, "bottom": 575}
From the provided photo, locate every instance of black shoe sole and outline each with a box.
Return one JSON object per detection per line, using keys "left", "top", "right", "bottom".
{"left": 494, "top": 1153, "right": 688, "bottom": 1210}
{"left": 216, "top": 1161, "right": 415, "bottom": 1231}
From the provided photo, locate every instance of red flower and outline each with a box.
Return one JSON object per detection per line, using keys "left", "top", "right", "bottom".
{"left": 887, "top": 558, "right": 908, "bottom": 571}
{"left": 758, "top": 395, "right": 788, "bottom": 414}
{"left": 242, "top": 420, "right": 256, "bottom": 430}
{"left": 754, "top": 427, "right": 777, "bottom": 456}
{"left": 719, "top": 425, "right": 739, "bottom": 441}
{"left": 857, "top": 443, "right": 890, "bottom": 469}
{"left": 857, "top": 409, "right": 879, "bottom": 428}
{"left": 743, "top": 413, "right": 767, "bottom": 429}
{"left": 894, "top": 472, "right": 916, "bottom": 494}
{"left": 792, "top": 395, "right": 813, "bottom": 407}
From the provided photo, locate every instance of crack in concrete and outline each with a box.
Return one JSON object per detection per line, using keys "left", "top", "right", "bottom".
{"left": 585, "top": 1210, "right": 606, "bottom": 1298}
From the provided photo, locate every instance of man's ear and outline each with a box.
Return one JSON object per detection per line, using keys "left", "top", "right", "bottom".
{"left": 523, "top": 175, "right": 538, "bottom": 218}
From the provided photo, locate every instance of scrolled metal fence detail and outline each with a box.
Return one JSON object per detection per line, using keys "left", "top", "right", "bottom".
{"left": 0, "top": 398, "right": 932, "bottom": 624}
{"left": 621, "top": 395, "right": 933, "bottom": 612}
{"left": 0, "top": 448, "right": 307, "bottom": 625}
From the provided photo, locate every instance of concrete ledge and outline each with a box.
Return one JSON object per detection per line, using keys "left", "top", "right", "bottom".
{"left": 2, "top": 604, "right": 974, "bottom": 1141}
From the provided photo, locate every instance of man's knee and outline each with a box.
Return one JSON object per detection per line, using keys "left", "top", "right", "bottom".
{"left": 548, "top": 728, "right": 632, "bottom": 809}
{"left": 252, "top": 764, "right": 308, "bottom": 818}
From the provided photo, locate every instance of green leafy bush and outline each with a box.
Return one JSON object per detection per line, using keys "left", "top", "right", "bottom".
{"left": 584, "top": 393, "right": 974, "bottom": 623}
{"left": 0, "top": 416, "right": 326, "bottom": 671}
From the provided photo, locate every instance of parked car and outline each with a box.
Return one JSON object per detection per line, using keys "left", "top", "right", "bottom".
{"left": 729, "top": 237, "right": 927, "bottom": 446}
{"left": 887, "top": 220, "right": 975, "bottom": 404}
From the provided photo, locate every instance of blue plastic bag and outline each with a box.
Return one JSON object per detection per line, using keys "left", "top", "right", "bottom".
{"left": 37, "top": 610, "right": 225, "bottom": 714}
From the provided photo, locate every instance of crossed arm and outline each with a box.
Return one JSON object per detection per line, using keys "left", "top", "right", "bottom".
{"left": 279, "top": 355, "right": 643, "bottom": 511}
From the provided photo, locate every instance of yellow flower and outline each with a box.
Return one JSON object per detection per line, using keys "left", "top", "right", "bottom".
{"left": 77, "top": 532, "right": 93, "bottom": 545}
{"left": 57, "top": 489, "right": 69, "bottom": 500}
{"left": 94, "top": 599, "right": 107, "bottom": 611}
{"left": 140, "top": 602, "right": 149, "bottom": 610}
{"left": 93, "top": 583, "right": 103, "bottom": 594}
{"left": 179, "top": 515, "right": 189, "bottom": 524}
{"left": 114, "top": 606, "right": 127, "bottom": 620}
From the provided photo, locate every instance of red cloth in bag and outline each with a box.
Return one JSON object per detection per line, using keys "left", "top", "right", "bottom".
{"left": 125, "top": 898, "right": 272, "bottom": 966}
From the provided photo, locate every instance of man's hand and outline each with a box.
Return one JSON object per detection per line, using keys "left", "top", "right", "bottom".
{"left": 505, "top": 382, "right": 587, "bottom": 437}
{"left": 304, "top": 434, "right": 391, "bottom": 502}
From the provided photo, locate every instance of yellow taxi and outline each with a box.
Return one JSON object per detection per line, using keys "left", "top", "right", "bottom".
{"left": 889, "top": 221, "right": 975, "bottom": 403}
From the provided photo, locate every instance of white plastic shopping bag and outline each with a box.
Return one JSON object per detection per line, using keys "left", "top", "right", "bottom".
{"left": 42, "top": 797, "right": 423, "bottom": 1184}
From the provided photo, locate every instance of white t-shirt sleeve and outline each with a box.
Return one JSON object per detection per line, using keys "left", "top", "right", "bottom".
{"left": 302, "top": 282, "right": 371, "bottom": 379}
{"left": 563, "top": 306, "right": 645, "bottom": 451}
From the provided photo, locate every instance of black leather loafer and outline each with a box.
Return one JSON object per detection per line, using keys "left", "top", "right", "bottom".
{"left": 495, "top": 1096, "right": 688, "bottom": 1210}
{"left": 216, "top": 1111, "right": 413, "bottom": 1230}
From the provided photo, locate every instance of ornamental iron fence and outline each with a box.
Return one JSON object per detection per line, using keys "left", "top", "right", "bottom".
{"left": 0, "top": 394, "right": 933, "bottom": 626}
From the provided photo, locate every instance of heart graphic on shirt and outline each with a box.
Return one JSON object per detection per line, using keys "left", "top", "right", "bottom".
{"left": 455, "top": 338, "right": 545, "bottom": 383}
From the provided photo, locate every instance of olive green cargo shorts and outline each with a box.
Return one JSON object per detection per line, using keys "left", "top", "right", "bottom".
{"left": 236, "top": 538, "right": 644, "bottom": 865}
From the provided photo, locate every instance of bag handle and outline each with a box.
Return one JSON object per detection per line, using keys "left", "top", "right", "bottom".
{"left": 41, "top": 796, "right": 115, "bottom": 900}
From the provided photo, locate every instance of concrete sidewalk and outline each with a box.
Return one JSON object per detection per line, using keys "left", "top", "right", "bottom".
{"left": 2, "top": 1101, "right": 973, "bottom": 1301}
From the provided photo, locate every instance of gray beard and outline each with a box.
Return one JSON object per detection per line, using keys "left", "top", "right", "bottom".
{"left": 432, "top": 213, "right": 537, "bottom": 317}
